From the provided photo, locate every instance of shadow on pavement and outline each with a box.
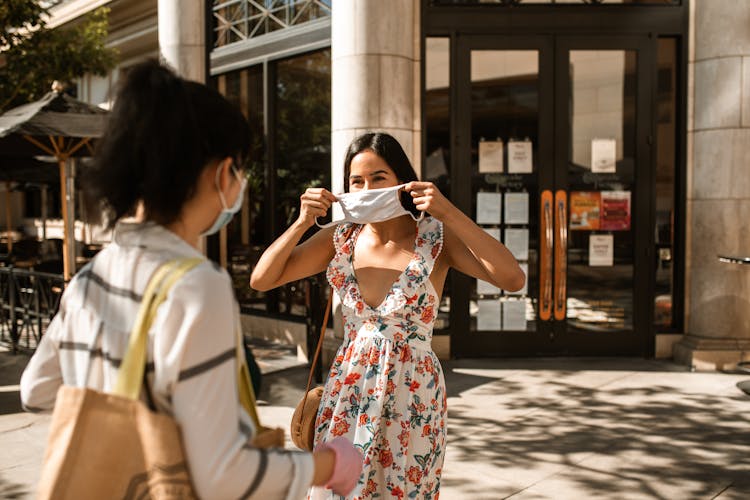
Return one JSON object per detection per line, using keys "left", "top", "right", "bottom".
{"left": 441, "top": 363, "right": 750, "bottom": 499}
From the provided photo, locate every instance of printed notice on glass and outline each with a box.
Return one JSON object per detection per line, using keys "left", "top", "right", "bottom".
{"left": 504, "top": 192, "right": 529, "bottom": 225}
{"left": 570, "top": 191, "right": 601, "bottom": 230}
{"left": 478, "top": 230, "right": 502, "bottom": 294}
{"left": 476, "top": 192, "right": 502, "bottom": 224}
{"left": 477, "top": 299, "right": 502, "bottom": 331}
{"left": 502, "top": 300, "right": 527, "bottom": 331}
{"left": 589, "top": 234, "right": 614, "bottom": 267}
{"left": 484, "top": 227, "right": 501, "bottom": 241}
{"left": 600, "top": 191, "right": 631, "bottom": 231}
{"left": 507, "top": 140, "right": 533, "bottom": 173}
{"left": 504, "top": 228, "right": 529, "bottom": 261}
{"left": 591, "top": 138, "right": 617, "bottom": 173}
{"left": 477, "top": 279, "right": 501, "bottom": 296}
{"left": 425, "top": 147, "right": 448, "bottom": 179}
{"left": 506, "top": 263, "right": 528, "bottom": 296}
{"left": 479, "top": 140, "right": 504, "bottom": 173}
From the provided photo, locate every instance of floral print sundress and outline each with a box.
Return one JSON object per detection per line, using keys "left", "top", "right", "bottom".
{"left": 309, "top": 216, "right": 447, "bottom": 500}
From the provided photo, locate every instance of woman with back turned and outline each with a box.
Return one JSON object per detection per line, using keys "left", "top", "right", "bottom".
{"left": 20, "top": 59, "right": 361, "bottom": 499}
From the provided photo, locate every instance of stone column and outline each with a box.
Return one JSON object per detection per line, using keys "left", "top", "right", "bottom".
{"left": 674, "top": 1, "right": 750, "bottom": 370}
{"left": 327, "top": 0, "right": 422, "bottom": 358}
{"left": 158, "top": 0, "right": 205, "bottom": 82}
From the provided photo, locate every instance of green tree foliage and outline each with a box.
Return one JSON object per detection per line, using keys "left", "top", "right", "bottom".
{"left": 0, "top": 1, "right": 117, "bottom": 112}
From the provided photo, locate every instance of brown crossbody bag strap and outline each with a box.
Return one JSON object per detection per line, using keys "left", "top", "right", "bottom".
{"left": 300, "top": 290, "right": 332, "bottom": 408}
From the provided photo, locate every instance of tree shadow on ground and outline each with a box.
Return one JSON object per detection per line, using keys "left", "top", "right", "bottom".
{"left": 441, "top": 360, "right": 750, "bottom": 499}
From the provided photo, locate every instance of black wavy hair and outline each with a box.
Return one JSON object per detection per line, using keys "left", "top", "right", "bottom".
{"left": 342, "top": 132, "right": 420, "bottom": 216}
{"left": 83, "top": 58, "right": 251, "bottom": 229}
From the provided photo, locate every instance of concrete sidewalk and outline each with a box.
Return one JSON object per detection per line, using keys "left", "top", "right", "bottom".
{"left": 1, "top": 347, "right": 748, "bottom": 499}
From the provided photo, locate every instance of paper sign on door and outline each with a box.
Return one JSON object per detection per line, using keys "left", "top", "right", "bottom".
{"left": 589, "top": 234, "right": 614, "bottom": 267}
{"left": 508, "top": 140, "right": 533, "bottom": 173}
{"left": 504, "top": 192, "right": 529, "bottom": 225}
{"left": 477, "top": 192, "right": 502, "bottom": 224}
{"left": 479, "top": 140, "right": 504, "bottom": 173}
{"left": 502, "top": 300, "right": 527, "bottom": 331}
{"left": 477, "top": 299, "right": 502, "bottom": 331}
{"left": 591, "top": 138, "right": 616, "bottom": 173}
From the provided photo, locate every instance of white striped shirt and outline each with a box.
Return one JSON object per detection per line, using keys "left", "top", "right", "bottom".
{"left": 20, "top": 221, "right": 314, "bottom": 499}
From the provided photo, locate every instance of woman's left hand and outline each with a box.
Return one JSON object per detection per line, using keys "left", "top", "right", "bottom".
{"left": 404, "top": 181, "right": 455, "bottom": 221}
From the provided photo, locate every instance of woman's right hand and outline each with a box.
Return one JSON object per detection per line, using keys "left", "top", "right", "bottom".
{"left": 298, "top": 188, "right": 337, "bottom": 228}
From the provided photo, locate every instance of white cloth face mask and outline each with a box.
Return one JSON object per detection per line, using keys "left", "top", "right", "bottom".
{"left": 316, "top": 183, "right": 424, "bottom": 228}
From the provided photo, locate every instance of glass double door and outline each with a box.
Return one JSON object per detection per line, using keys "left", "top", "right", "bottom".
{"left": 451, "top": 35, "right": 655, "bottom": 357}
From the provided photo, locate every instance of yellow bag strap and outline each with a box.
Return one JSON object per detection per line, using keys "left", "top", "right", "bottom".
{"left": 114, "top": 258, "right": 204, "bottom": 400}
{"left": 114, "top": 256, "right": 267, "bottom": 432}
{"left": 236, "top": 330, "right": 264, "bottom": 431}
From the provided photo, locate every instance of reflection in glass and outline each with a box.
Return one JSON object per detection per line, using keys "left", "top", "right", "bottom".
{"left": 212, "top": 0, "right": 332, "bottom": 48}
{"left": 425, "top": 37, "right": 451, "bottom": 330}
{"left": 566, "top": 50, "right": 636, "bottom": 333}
{"left": 275, "top": 49, "right": 331, "bottom": 315}
{"left": 215, "top": 65, "right": 266, "bottom": 310}
{"left": 654, "top": 38, "right": 677, "bottom": 330}
{"left": 469, "top": 50, "right": 539, "bottom": 333}
{"left": 214, "top": 49, "right": 331, "bottom": 317}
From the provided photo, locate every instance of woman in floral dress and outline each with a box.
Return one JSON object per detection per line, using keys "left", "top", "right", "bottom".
{"left": 251, "top": 133, "right": 525, "bottom": 499}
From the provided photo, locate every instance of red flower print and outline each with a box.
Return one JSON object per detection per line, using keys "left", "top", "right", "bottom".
{"left": 331, "top": 379, "right": 342, "bottom": 396}
{"left": 359, "top": 414, "right": 368, "bottom": 426}
{"left": 391, "top": 485, "right": 404, "bottom": 499}
{"left": 379, "top": 448, "right": 394, "bottom": 468}
{"left": 406, "top": 466, "right": 423, "bottom": 484}
{"left": 420, "top": 305, "right": 435, "bottom": 324}
{"left": 344, "top": 372, "right": 361, "bottom": 386}
{"left": 431, "top": 243, "right": 442, "bottom": 259}
{"left": 424, "top": 356, "right": 434, "bottom": 373}
{"left": 332, "top": 419, "right": 350, "bottom": 437}
{"left": 398, "top": 429, "right": 410, "bottom": 448}
{"left": 399, "top": 344, "right": 412, "bottom": 362}
{"left": 406, "top": 294, "right": 418, "bottom": 305}
{"left": 409, "top": 380, "right": 421, "bottom": 392}
{"left": 422, "top": 424, "right": 431, "bottom": 437}
{"left": 330, "top": 271, "right": 345, "bottom": 289}
{"left": 364, "top": 479, "right": 377, "bottom": 496}
{"left": 386, "top": 380, "right": 396, "bottom": 394}
{"left": 344, "top": 345, "right": 354, "bottom": 361}
{"left": 369, "top": 349, "right": 380, "bottom": 366}
{"left": 320, "top": 407, "right": 333, "bottom": 423}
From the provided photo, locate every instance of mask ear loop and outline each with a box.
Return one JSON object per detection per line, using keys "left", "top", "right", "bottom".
{"left": 398, "top": 185, "right": 425, "bottom": 222}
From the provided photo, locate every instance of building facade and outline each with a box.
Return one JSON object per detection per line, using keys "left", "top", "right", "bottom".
{"left": 45, "top": 0, "right": 749, "bottom": 368}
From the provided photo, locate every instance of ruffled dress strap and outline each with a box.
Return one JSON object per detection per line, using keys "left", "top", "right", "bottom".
{"left": 413, "top": 215, "right": 444, "bottom": 277}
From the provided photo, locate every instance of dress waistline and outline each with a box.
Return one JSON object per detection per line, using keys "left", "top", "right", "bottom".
{"left": 354, "top": 325, "right": 433, "bottom": 352}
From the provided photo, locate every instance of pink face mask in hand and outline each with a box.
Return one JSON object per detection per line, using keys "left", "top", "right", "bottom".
{"left": 315, "top": 184, "right": 424, "bottom": 228}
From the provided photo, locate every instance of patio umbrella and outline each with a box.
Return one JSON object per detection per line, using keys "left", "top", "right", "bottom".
{"left": 0, "top": 83, "right": 108, "bottom": 280}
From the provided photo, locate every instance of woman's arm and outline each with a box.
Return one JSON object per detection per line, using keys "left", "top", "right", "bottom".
{"left": 405, "top": 182, "right": 526, "bottom": 292}
{"left": 250, "top": 188, "right": 337, "bottom": 291}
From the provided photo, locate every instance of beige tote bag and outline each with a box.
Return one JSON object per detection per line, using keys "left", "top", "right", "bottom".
{"left": 37, "top": 258, "right": 204, "bottom": 499}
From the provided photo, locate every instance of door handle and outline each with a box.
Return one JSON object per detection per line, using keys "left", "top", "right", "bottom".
{"left": 539, "top": 190, "right": 553, "bottom": 321}
{"left": 554, "top": 190, "right": 568, "bottom": 321}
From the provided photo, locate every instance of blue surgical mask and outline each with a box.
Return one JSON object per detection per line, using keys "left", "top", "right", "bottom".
{"left": 202, "top": 165, "right": 247, "bottom": 236}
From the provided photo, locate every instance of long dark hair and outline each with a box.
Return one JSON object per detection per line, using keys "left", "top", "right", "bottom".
{"left": 83, "top": 59, "right": 251, "bottom": 229}
{"left": 342, "top": 132, "right": 420, "bottom": 216}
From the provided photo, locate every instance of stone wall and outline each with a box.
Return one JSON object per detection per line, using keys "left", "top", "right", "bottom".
{"left": 676, "top": 0, "right": 750, "bottom": 369}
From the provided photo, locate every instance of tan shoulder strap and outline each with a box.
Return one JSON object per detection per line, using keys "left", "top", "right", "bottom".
{"left": 301, "top": 291, "right": 332, "bottom": 403}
